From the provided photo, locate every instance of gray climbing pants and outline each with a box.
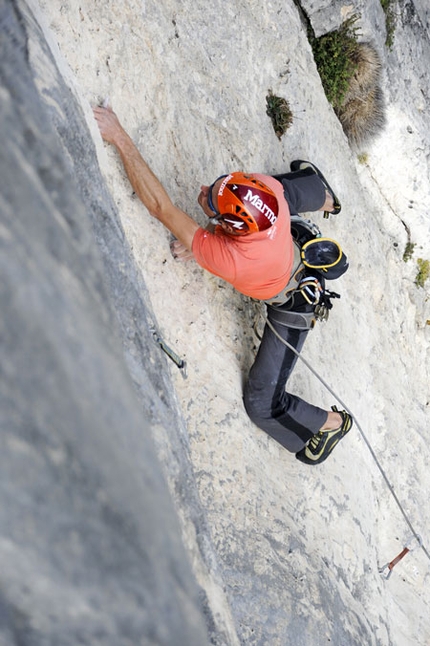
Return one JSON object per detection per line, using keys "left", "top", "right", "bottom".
{"left": 243, "top": 167, "right": 330, "bottom": 453}
{"left": 243, "top": 301, "right": 327, "bottom": 453}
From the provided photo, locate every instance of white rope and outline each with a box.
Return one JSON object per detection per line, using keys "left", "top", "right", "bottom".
{"left": 264, "top": 313, "right": 430, "bottom": 564}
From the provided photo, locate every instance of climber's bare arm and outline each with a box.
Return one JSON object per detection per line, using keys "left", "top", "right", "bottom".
{"left": 93, "top": 106, "right": 199, "bottom": 251}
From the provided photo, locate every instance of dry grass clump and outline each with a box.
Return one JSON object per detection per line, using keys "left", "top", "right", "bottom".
{"left": 336, "top": 43, "right": 386, "bottom": 147}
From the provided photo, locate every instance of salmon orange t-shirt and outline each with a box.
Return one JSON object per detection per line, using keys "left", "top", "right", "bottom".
{"left": 191, "top": 174, "right": 293, "bottom": 300}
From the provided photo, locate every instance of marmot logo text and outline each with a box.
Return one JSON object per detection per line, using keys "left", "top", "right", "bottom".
{"left": 244, "top": 190, "right": 276, "bottom": 224}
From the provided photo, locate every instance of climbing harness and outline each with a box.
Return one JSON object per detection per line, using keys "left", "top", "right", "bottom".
{"left": 261, "top": 311, "right": 430, "bottom": 573}
{"left": 378, "top": 535, "right": 423, "bottom": 579}
{"left": 264, "top": 239, "right": 308, "bottom": 307}
{"left": 268, "top": 305, "right": 317, "bottom": 331}
{"left": 264, "top": 286, "right": 341, "bottom": 331}
{"left": 264, "top": 216, "right": 347, "bottom": 309}
{"left": 151, "top": 327, "right": 187, "bottom": 378}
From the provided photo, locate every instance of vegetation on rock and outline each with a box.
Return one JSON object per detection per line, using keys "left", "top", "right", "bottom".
{"left": 380, "top": 0, "right": 397, "bottom": 49}
{"left": 266, "top": 90, "right": 293, "bottom": 139}
{"left": 403, "top": 241, "right": 415, "bottom": 262}
{"left": 310, "top": 15, "right": 361, "bottom": 110}
{"left": 415, "top": 258, "right": 430, "bottom": 288}
{"left": 310, "top": 16, "right": 386, "bottom": 147}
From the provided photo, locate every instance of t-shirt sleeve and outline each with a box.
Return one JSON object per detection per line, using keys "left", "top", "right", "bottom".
{"left": 192, "top": 228, "right": 237, "bottom": 283}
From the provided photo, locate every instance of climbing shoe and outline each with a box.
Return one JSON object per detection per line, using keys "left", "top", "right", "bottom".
{"left": 295, "top": 406, "right": 353, "bottom": 465}
{"left": 290, "top": 160, "right": 341, "bottom": 218}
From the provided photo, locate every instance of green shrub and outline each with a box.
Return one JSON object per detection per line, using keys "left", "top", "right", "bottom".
{"left": 266, "top": 90, "right": 293, "bottom": 139}
{"left": 415, "top": 258, "right": 430, "bottom": 288}
{"left": 380, "top": 0, "right": 397, "bottom": 49}
{"left": 310, "top": 15, "right": 361, "bottom": 110}
{"left": 403, "top": 241, "right": 415, "bottom": 262}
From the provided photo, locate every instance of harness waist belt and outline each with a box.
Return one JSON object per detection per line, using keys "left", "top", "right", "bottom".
{"left": 264, "top": 243, "right": 305, "bottom": 307}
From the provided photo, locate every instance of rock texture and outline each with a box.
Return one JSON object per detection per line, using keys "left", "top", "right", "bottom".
{"left": 0, "top": 1, "right": 210, "bottom": 644}
{"left": 2, "top": 0, "right": 430, "bottom": 645}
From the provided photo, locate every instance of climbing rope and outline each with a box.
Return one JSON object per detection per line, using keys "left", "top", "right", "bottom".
{"left": 263, "top": 313, "right": 430, "bottom": 567}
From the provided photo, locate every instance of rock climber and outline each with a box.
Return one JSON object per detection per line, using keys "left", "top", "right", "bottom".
{"left": 93, "top": 104, "right": 353, "bottom": 465}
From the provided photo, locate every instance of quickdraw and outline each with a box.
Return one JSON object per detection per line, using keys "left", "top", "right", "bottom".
{"left": 314, "top": 289, "right": 341, "bottom": 322}
{"left": 151, "top": 328, "right": 187, "bottom": 378}
{"left": 378, "top": 535, "right": 423, "bottom": 580}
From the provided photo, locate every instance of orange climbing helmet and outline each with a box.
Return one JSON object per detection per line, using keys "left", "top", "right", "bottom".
{"left": 209, "top": 173, "right": 279, "bottom": 234}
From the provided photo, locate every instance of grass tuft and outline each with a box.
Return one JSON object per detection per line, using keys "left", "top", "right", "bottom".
{"left": 403, "top": 241, "right": 415, "bottom": 262}
{"left": 266, "top": 90, "right": 293, "bottom": 140}
{"left": 357, "top": 152, "right": 368, "bottom": 164}
{"left": 415, "top": 258, "right": 430, "bottom": 288}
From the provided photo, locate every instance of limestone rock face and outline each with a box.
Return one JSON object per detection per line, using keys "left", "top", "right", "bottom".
{"left": 2, "top": 0, "right": 430, "bottom": 645}
{"left": 0, "top": 2, "right": 209, "bottom": 644}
